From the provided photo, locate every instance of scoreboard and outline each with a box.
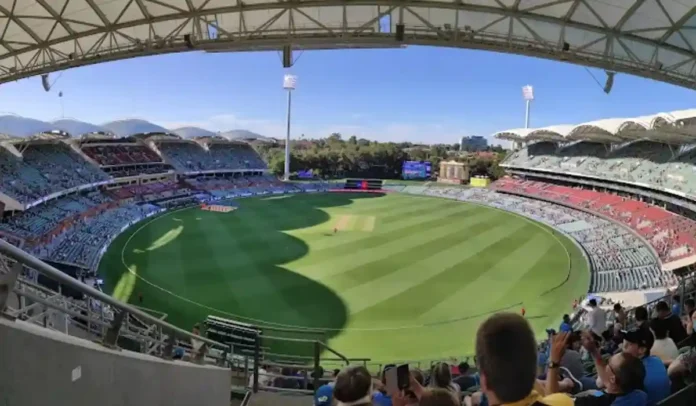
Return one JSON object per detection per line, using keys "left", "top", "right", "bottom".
{"left": 402, "top": 161, "right": 431, "bottom": 180}
{"left": 344, "top": 179, "right": 383, "bottom": 190}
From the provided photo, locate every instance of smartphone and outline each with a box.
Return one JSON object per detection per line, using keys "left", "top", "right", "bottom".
{"left": 396, "top": 364, "right": 410, "bottom": 390}
{"left": 385, "top": 366, "right": 398, "bottom": 394}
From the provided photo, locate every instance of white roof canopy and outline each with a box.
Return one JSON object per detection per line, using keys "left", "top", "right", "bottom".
{"left": 2, "top": 1, "right": 696, "bottom": 87}
{"left": 494, "top": 108, "right": 696, "bottom": 143}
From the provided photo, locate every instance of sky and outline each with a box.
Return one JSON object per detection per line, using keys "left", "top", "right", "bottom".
{"left": 1, "top": 46, "right": 696, "bottom": 145}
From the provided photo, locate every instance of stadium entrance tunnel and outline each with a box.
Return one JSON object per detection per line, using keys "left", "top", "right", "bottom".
{"left": 101, "top": 192, "right": 386, "bottom": 357}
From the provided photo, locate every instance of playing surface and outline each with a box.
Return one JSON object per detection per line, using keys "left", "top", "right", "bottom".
{"left": 101, "top": 192, "right": 589, "bottom": 363}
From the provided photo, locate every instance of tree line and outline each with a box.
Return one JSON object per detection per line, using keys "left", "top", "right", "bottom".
{"left": 253, "top": 133, "right": 507, "bottom": 180}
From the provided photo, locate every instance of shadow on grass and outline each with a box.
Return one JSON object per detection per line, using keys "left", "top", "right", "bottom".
{"left": 101, "top": 192, "right": 386, "bottom": 358}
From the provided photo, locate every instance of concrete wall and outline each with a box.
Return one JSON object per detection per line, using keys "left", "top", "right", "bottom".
{"left": 0, "top": 317, "right": 231, "bottom": 406}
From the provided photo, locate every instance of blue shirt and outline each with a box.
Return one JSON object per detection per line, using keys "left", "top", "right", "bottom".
{"left": 641, "top": 355, "right": 670, "bottom": 406}
{"left": 672, "top": 303, "right": 681, "bottom": 317}
{"left": 559, "top": 322, "right": 573, "bottom": 332}
{"left": 372, "top": 392, "right": 392, "bottom": 406}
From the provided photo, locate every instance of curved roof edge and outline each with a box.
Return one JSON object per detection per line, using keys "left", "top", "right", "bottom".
{"left": 494, "top": 108, "right": 696, "bottom": 143}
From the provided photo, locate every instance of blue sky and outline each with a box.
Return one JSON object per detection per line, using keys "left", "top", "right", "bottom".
{"left": 1, "top": 46, "right": 696, "bottom": 145}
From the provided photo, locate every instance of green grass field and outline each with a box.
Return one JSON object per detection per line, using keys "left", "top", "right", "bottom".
{"left": 101, "top": 192, "right": 589, "bottom": 363}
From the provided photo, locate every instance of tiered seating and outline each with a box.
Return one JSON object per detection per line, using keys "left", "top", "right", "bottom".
{"left": 110, "top": 180, "right": 186, "bottom": 201}
{"left": 82, "top": 145, "right": 162, "bottom": 166}
{"left": 494, "top": 178, "right": 696, "bottom": 264}
{"left": 503, "top": 140, "right": 696, "bottom": 195}
{"left": 157, "top": 141, "right": 267, "bottom": 172}
{"left": 0, "top": 192, "right": 112, "bottom": 238}
{"left": 186, "top": 176, "right": 297, "bottom": 198}
{"left": 0, "top": 144, "right": 109, "bottom": 204}
{"left": 398, "top": 185, "right": 670, "bottom": 292}
{"left": 35, "top": 204, "right": 159, "bottom": 268}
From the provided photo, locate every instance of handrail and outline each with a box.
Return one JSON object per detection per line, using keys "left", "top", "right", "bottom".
{"left": 319, "top": 341, "right": 350, "bottom": 365}
{"left": 0, "top": 238, "right": 228, "bottom": 351}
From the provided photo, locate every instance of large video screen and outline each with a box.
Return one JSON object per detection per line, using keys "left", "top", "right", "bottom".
{"left": 402, "top": 161, "right": 432, "bottom": 180}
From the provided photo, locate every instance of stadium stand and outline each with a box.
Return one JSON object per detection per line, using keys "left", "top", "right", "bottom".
{"left": 155, "top": 137, "right": 267, "bottom": 173}
{"left": 400, "top": 186, "right": 669, "bottom": 293}
{"left": 492, "top": 178, "right": 696, "bottom": 267}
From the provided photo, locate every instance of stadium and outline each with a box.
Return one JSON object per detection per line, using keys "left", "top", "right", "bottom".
{"left": 1, "top": 1, "right": 696, "bottom": 406}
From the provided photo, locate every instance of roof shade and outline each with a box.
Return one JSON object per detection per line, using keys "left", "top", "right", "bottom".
{"left": 494, "top": 108, "right": 696, "bottom": 143}
{"left": 2, "top": 1, "right": 696, "bottom": 88}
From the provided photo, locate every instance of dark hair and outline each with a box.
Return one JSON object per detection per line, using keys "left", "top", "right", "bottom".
{"left": 634, "top": 306, "right": 648, "bottom": 321}
{"left": 475, "top": 313, "right": 537, "bottom": 403}
{"left": 613, "top": 303, "right": 622, "bottom": 311}
{"left": 650, "top": 318, "right": 669, "bottom": 340}
{"left": 685, "top": 299, "right": 695, "bottom": 309}
{"left": 614, "top": 353, "right": 645, "bottom": 392}
{"left": 419, "top": 388, "right": 459, "bottom": 406}
{"left": 674, "top": 295, "right": 681, "bottom": 302}
{"left": 589, "top": 299, "right": 597, "bottom": 307}
{"left": 458, "top": 362, "right": 470, "bottom": 375}
{"left": 430, "top": 362, "right": 453, "bottom": 389}
{"left": 656, "top": 301, "right": 670, "bottom": 313}
{"left": 333, "top": 366, "right": 373, "bottom": 405}
{"left": 563, "top": 314, "right": 571, "bottom": 321}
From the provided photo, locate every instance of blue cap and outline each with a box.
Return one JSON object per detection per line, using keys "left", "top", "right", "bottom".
{"left": 315, "top": 383, "right": 334, "bottom": 406}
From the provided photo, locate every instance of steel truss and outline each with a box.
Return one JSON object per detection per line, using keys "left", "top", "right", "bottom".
{"left": 0, "top": 1, "right": 695, "bottom": 87}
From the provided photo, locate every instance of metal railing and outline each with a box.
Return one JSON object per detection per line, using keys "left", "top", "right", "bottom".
{"left": 0, "top": 238, "right": 231, "bottom": 365}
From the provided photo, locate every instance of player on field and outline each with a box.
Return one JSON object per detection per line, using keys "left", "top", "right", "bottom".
{"left": 334, "top": 227, "right": 338, "bottom": 234}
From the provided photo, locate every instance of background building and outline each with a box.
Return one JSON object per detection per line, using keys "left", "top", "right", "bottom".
{"left": 460, "top": 136, "right": 488, "bottom": 152}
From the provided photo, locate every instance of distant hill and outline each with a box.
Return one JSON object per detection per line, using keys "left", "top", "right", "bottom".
{"left": 52, "top": 119, "right": 108, "bottom": 136}
{"left": 220, "top": 129, "right": 275, "bottom": 142}
{"left": 170, "top": 126, "right": 217, "bottom": 139}
{"left": 102, "top": 119, "right": 169, "bottom": 137}
{"left": 0, "top": 115, "right": 54, "bottom": 137}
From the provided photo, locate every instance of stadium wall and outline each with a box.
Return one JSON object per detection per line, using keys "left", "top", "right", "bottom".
{"left": 0, "top": 317, "right": 231, "bottom": 406}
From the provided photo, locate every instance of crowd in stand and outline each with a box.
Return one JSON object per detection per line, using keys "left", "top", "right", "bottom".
{"left": 156, "top": 142, "right": 267, "bottom": 172}
{"left": 396, "top": 186, "right": 672, "bottom": 293}
{"left": 82, "top": 144, "right": 162, "bottom": 166}
{"left": 311, "top": 301, "right": 696, "bottom": 406}
{"left": 0, "top": 144, "right": 109, "bottom": 204}
{"left": 493, "top": 178, "right": 696, "bottom": 265}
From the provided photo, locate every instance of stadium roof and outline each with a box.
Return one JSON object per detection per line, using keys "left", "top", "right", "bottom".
{"left": 3, "top": 1, "right": 696, "bottom": 88}
{"left": 494, "top": 108, "right": 696, "bottom": 143}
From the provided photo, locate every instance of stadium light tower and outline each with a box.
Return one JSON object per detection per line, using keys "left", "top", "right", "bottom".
{"left": 522, "top": 85, "right": 534, "bottom": 128}
{"left": 283, "top": 74, "right": 297, "bottom": 181}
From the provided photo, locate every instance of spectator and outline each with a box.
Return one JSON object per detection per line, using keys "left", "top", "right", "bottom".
{"left": 559, "top": 314, "right": 573, "bottom": 333}
{"left": 333, "top": 366, "right": 373, "bottom": 406}
{"left": 667, "top": 345, "right": 696, "bottom": 383}
{"left": 588, "top": 299, "right": 607, "bottom": 339}
{"left": 613, "top": 304, "right": 627, "bottom": 329}
{"left": 634, "top": 306, "right": 649, "bottom": 328}
{"left": 453, "top": 362, "right": 478, "bottom": 392}
{"left": 190, "top": 323, "right": 207, "bottom": 364}
{"left": 373, "top": 365, "right": 395, "bottom": 406}
{"left": 573, "top": 353, "right": 648, "bottom": 406}
{"left": 649, "top": 319, "right": 678, "bottom": 364}
{"left": 685, "top": 298, "right": 695, "bottom": 317}
{"left": 620, "top": 327, "right": 670, "bottom": 405}
{"left": 419, "top": 388, "right": 459, "bottom": 406}
{"left": 429, "top": 362, "right": 460, "bottom": 398}
{"left": 672, "top": 295, "right": 681, "bottom": 317}
{"left": 655, "top": 301, "right": 687, "bottom": 344}
{"left": 581, "top": 327, "right": 668, "bottom": 406}
{"left": 475, "top": 313, "right": 573, "bottom": 406}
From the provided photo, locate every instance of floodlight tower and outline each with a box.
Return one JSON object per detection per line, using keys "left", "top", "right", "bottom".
{"left": 522, "top": 85, "right": 534, "bottom": 129}
{"left": 283, "top": 74, "right": 297, "bottom": 181}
